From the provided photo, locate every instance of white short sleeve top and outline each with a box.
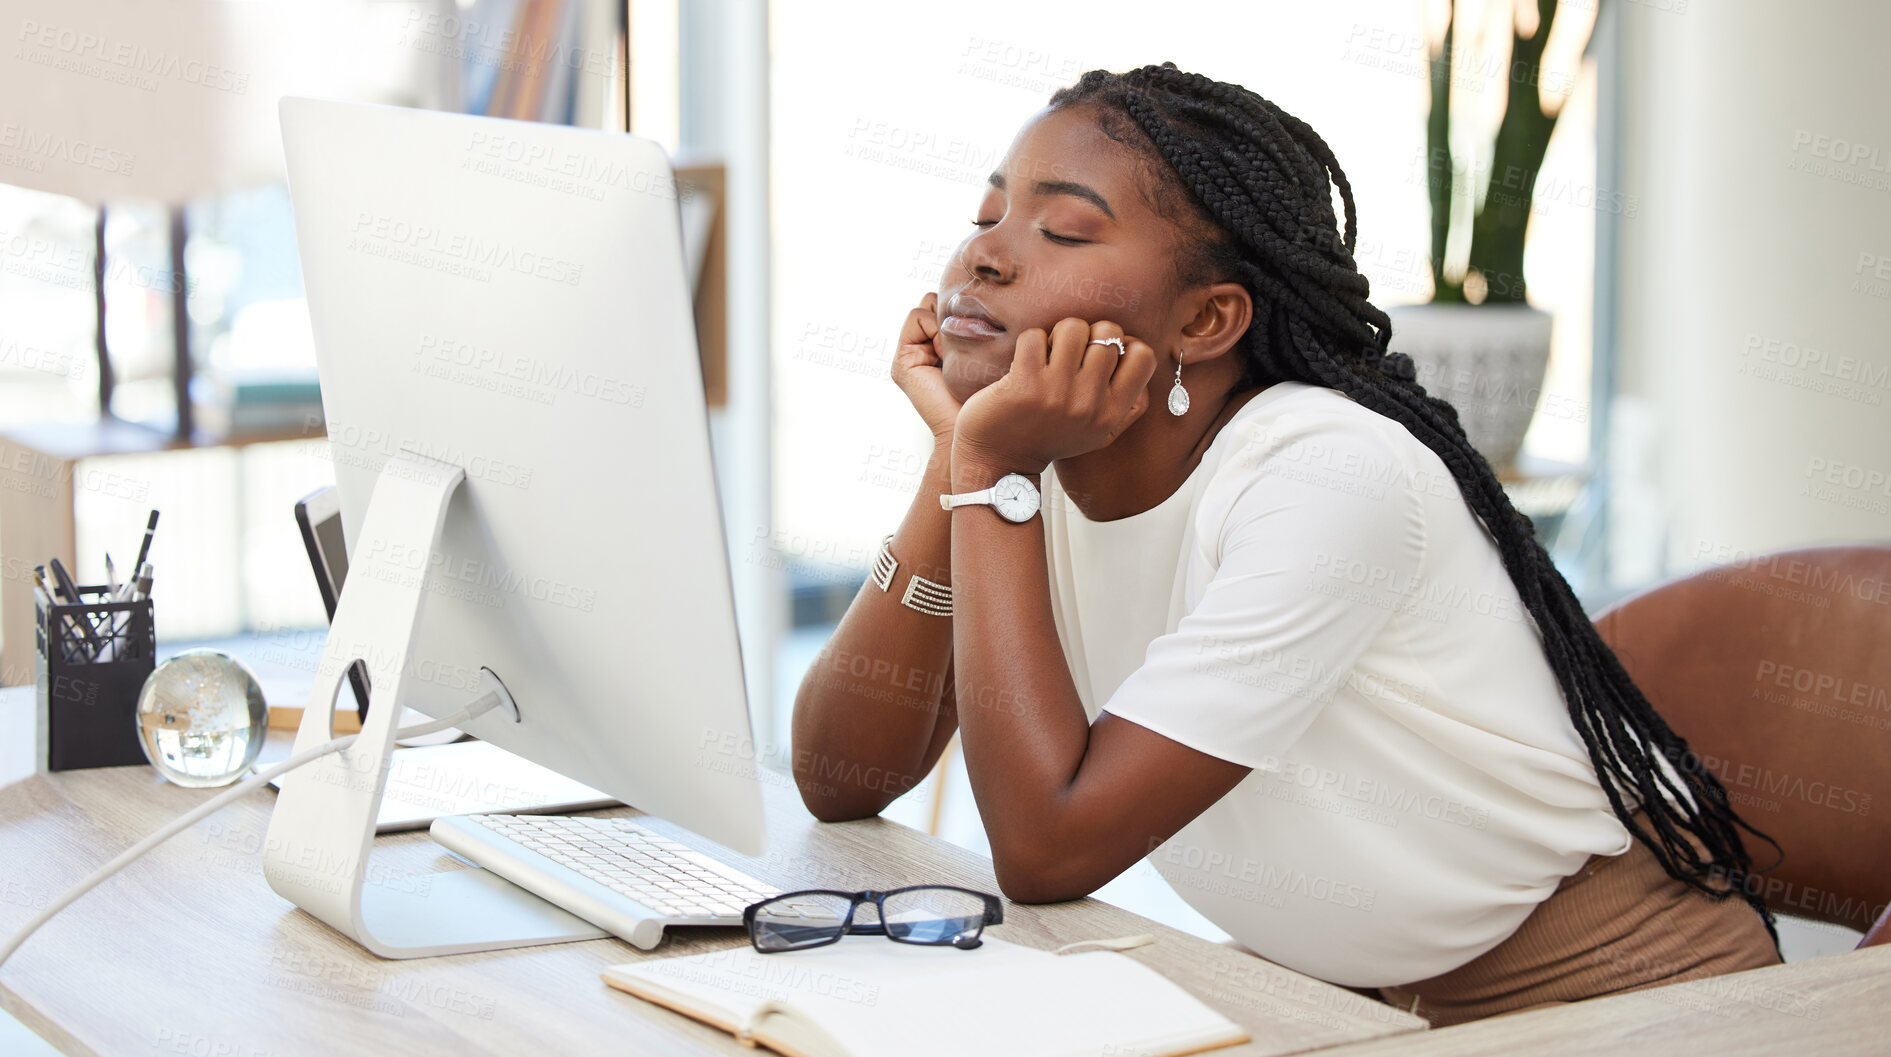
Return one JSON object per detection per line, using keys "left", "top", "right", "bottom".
{"left": 1039, "top": 382, "right": 1631, "bottom": 988}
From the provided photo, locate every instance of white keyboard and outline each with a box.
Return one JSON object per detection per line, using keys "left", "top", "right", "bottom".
{"left": 429, "top": 813, "right": 780, "bottom": 950}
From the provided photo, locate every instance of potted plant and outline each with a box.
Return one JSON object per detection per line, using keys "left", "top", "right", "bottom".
{"left": 1387, "top": 0, "right": 1600, "bottom": 472}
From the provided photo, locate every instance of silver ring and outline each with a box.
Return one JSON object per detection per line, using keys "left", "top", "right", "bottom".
{"left": 1088, "top": 337, "right": 1126, "bottom": 355}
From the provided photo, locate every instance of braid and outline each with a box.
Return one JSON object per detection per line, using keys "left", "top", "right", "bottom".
{"left": 1049, "top": 63, "right": 1780, "bottom": 943}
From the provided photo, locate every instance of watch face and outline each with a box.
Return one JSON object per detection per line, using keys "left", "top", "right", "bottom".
{"left": 991, "top": 474, "right": 1041, "bottom": 523}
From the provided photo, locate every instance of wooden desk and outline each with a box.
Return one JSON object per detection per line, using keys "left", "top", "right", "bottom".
{"left": 0, "top": 687, "right": 1424, "bottom": 1056}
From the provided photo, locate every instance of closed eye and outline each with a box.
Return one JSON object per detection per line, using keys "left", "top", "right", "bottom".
{"left": 969, "top": 218, "right": 1089, "bottom": 245}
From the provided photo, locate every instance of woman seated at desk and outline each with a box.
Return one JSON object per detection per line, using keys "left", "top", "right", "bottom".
{"left": 790, "top": 63, "right": 1780, "bottom": 1026}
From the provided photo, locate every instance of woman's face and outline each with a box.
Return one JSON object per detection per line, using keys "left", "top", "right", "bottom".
{"left": 935, "top": 104, "right": 1190, "bottom": 403}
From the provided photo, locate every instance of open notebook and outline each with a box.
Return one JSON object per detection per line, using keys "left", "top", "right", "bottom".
{"left": 601, "top": 935, "right": 1249, "bottom": 1057}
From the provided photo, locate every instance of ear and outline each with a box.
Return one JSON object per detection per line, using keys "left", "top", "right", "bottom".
{"left": 1174, "top": 282, "right": 1252, "bottom": 367}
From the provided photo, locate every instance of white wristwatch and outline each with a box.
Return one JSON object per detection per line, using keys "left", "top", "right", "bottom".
{"left": 939, "top": 473, "right": 1041, "bottom": 523}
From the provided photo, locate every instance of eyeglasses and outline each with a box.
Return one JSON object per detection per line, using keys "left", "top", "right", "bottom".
{"left": 742, "top": 885, "right": 1004, "bottom": 953}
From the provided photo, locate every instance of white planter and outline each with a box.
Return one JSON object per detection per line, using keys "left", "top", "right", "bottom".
{"left": 1383, "top": 303, "right": 1554, "bottom": 471}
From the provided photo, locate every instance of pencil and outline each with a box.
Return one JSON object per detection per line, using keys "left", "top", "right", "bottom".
{"left": 133, "top": 509, "right": 160, "bottom": 572}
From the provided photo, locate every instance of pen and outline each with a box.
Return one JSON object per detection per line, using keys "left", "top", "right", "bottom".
{"left": 102, "top": 553, "right": 123, "bottom": 661}
{"left": 32, "top": 566, "right": 79, "bottom": 663}
{"left": 46, "top": 557, "right": 105, "bottom": 660}
{"left": 132, "top": 510, "right": 160, "bottom": 572}
{"left": 45, "top": 557, "right": 80, "bottom": 605}
{"left": 103, "top": 562, "right": 154, "bottom": 663}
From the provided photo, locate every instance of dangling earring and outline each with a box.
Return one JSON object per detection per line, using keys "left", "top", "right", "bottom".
{"left": 1167, "top": 351, "right": 1190, "bottom": 416}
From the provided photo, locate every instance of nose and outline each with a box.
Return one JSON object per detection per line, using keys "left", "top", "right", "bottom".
{"left": 960, "top": 226, "right": 1014, "bottom": 286}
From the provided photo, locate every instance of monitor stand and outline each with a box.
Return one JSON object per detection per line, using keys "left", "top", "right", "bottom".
{"left": 262, "top": 450, "right": 608, "bottom": 958}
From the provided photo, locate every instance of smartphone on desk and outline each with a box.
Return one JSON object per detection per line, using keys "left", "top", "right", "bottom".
{"left": 294, "top": 486, "right": 460, "bottom": 745}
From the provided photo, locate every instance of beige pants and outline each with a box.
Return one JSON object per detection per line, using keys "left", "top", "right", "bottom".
{"left": 1378, "top": 813, "right": 1782, "bottom": 1027}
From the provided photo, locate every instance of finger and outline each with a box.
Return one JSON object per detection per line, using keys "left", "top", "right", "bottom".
{"left": 893, "top": 340, "right": 940, "bottom": 372}
{"left": 899, "top": 306, "right": 940, "bottom": 354}
{"left": 1114, "top": 388, "right": 1151, "bottom": 437}
{"left": 892, "top": 346, "right": 939, "bottom": 382}
{"left": 1010, "top": 327, "right": 1049, "bottom": 377}
{"left": 1080, "top": 320, "right": 1126, "bottom": 391}
{"left": 1046, "top": 317, "right": 1092, "bottom": 376}
{"left": 1107, "top": 337, "right": 1160, "bottom": 410}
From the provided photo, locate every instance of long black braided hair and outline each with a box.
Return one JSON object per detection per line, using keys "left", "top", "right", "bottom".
{"left": 1048, "top": 62, "right": 1780, "bottom": 941}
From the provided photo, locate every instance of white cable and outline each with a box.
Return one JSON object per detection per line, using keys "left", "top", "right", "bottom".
{"left": 0, "top": 703, "right": 488, "bottom": 969}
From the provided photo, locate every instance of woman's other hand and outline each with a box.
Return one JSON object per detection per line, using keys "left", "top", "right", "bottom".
{"left": 890, "top": 292, "right": 961, "bottom": 441}
{"left": 954, "top": 317, "right": 1157, "bottom": 474}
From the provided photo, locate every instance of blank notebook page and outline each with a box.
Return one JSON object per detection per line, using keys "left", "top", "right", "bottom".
{"left": 602, "top": 936, "right": 1248, "bottom": 1057}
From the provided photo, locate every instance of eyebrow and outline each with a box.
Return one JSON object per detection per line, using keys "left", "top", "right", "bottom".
{"left": 987, "top": 171, "right": 1115, "bottom": 219}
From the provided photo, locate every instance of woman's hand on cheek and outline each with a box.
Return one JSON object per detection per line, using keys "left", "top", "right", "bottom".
{"left": 890, "top": 292, "right": 961, "bottom": 441}
{"left": 953, "top": 317, "right": 1157, "bottom": 475}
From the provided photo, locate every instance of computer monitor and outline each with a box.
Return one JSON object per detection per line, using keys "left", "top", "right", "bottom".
{"left": 264, "top": 97, "right": 763, "bottom": 958}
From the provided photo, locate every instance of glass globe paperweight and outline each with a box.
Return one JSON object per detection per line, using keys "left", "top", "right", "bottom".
{"left": 135, "top": 649, "right": 268, "bottom": 788}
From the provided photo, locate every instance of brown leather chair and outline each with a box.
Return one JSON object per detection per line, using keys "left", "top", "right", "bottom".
{"left": 1593, "top": 545, "right": 1891, "bottom": 948}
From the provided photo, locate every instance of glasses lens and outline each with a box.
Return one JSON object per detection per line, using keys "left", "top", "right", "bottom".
{"left": 880, "top": 887, "right": 988, "bottom": 945}
{"left": 749, "top": 893, "right": 855, "bottom": 952}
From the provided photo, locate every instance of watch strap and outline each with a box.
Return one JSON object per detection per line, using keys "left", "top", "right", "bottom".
{"left": 938, "top": 486, "right": 995, "bottom": 511}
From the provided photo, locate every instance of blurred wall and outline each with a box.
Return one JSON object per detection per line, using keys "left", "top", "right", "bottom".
{"left": 1614, "top": 0, "right": 1891, "bottom": 578}
{"left": 0, "top": 0, "right": 454, "bottom": 204}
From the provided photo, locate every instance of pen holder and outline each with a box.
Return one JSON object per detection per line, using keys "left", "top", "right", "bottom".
{"left": 34, "top": 585, "right": 156, "bottom": 772}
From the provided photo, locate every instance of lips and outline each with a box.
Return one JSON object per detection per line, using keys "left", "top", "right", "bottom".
{"left": 941, "top": 294, "right": 1006, "bottom": 339}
